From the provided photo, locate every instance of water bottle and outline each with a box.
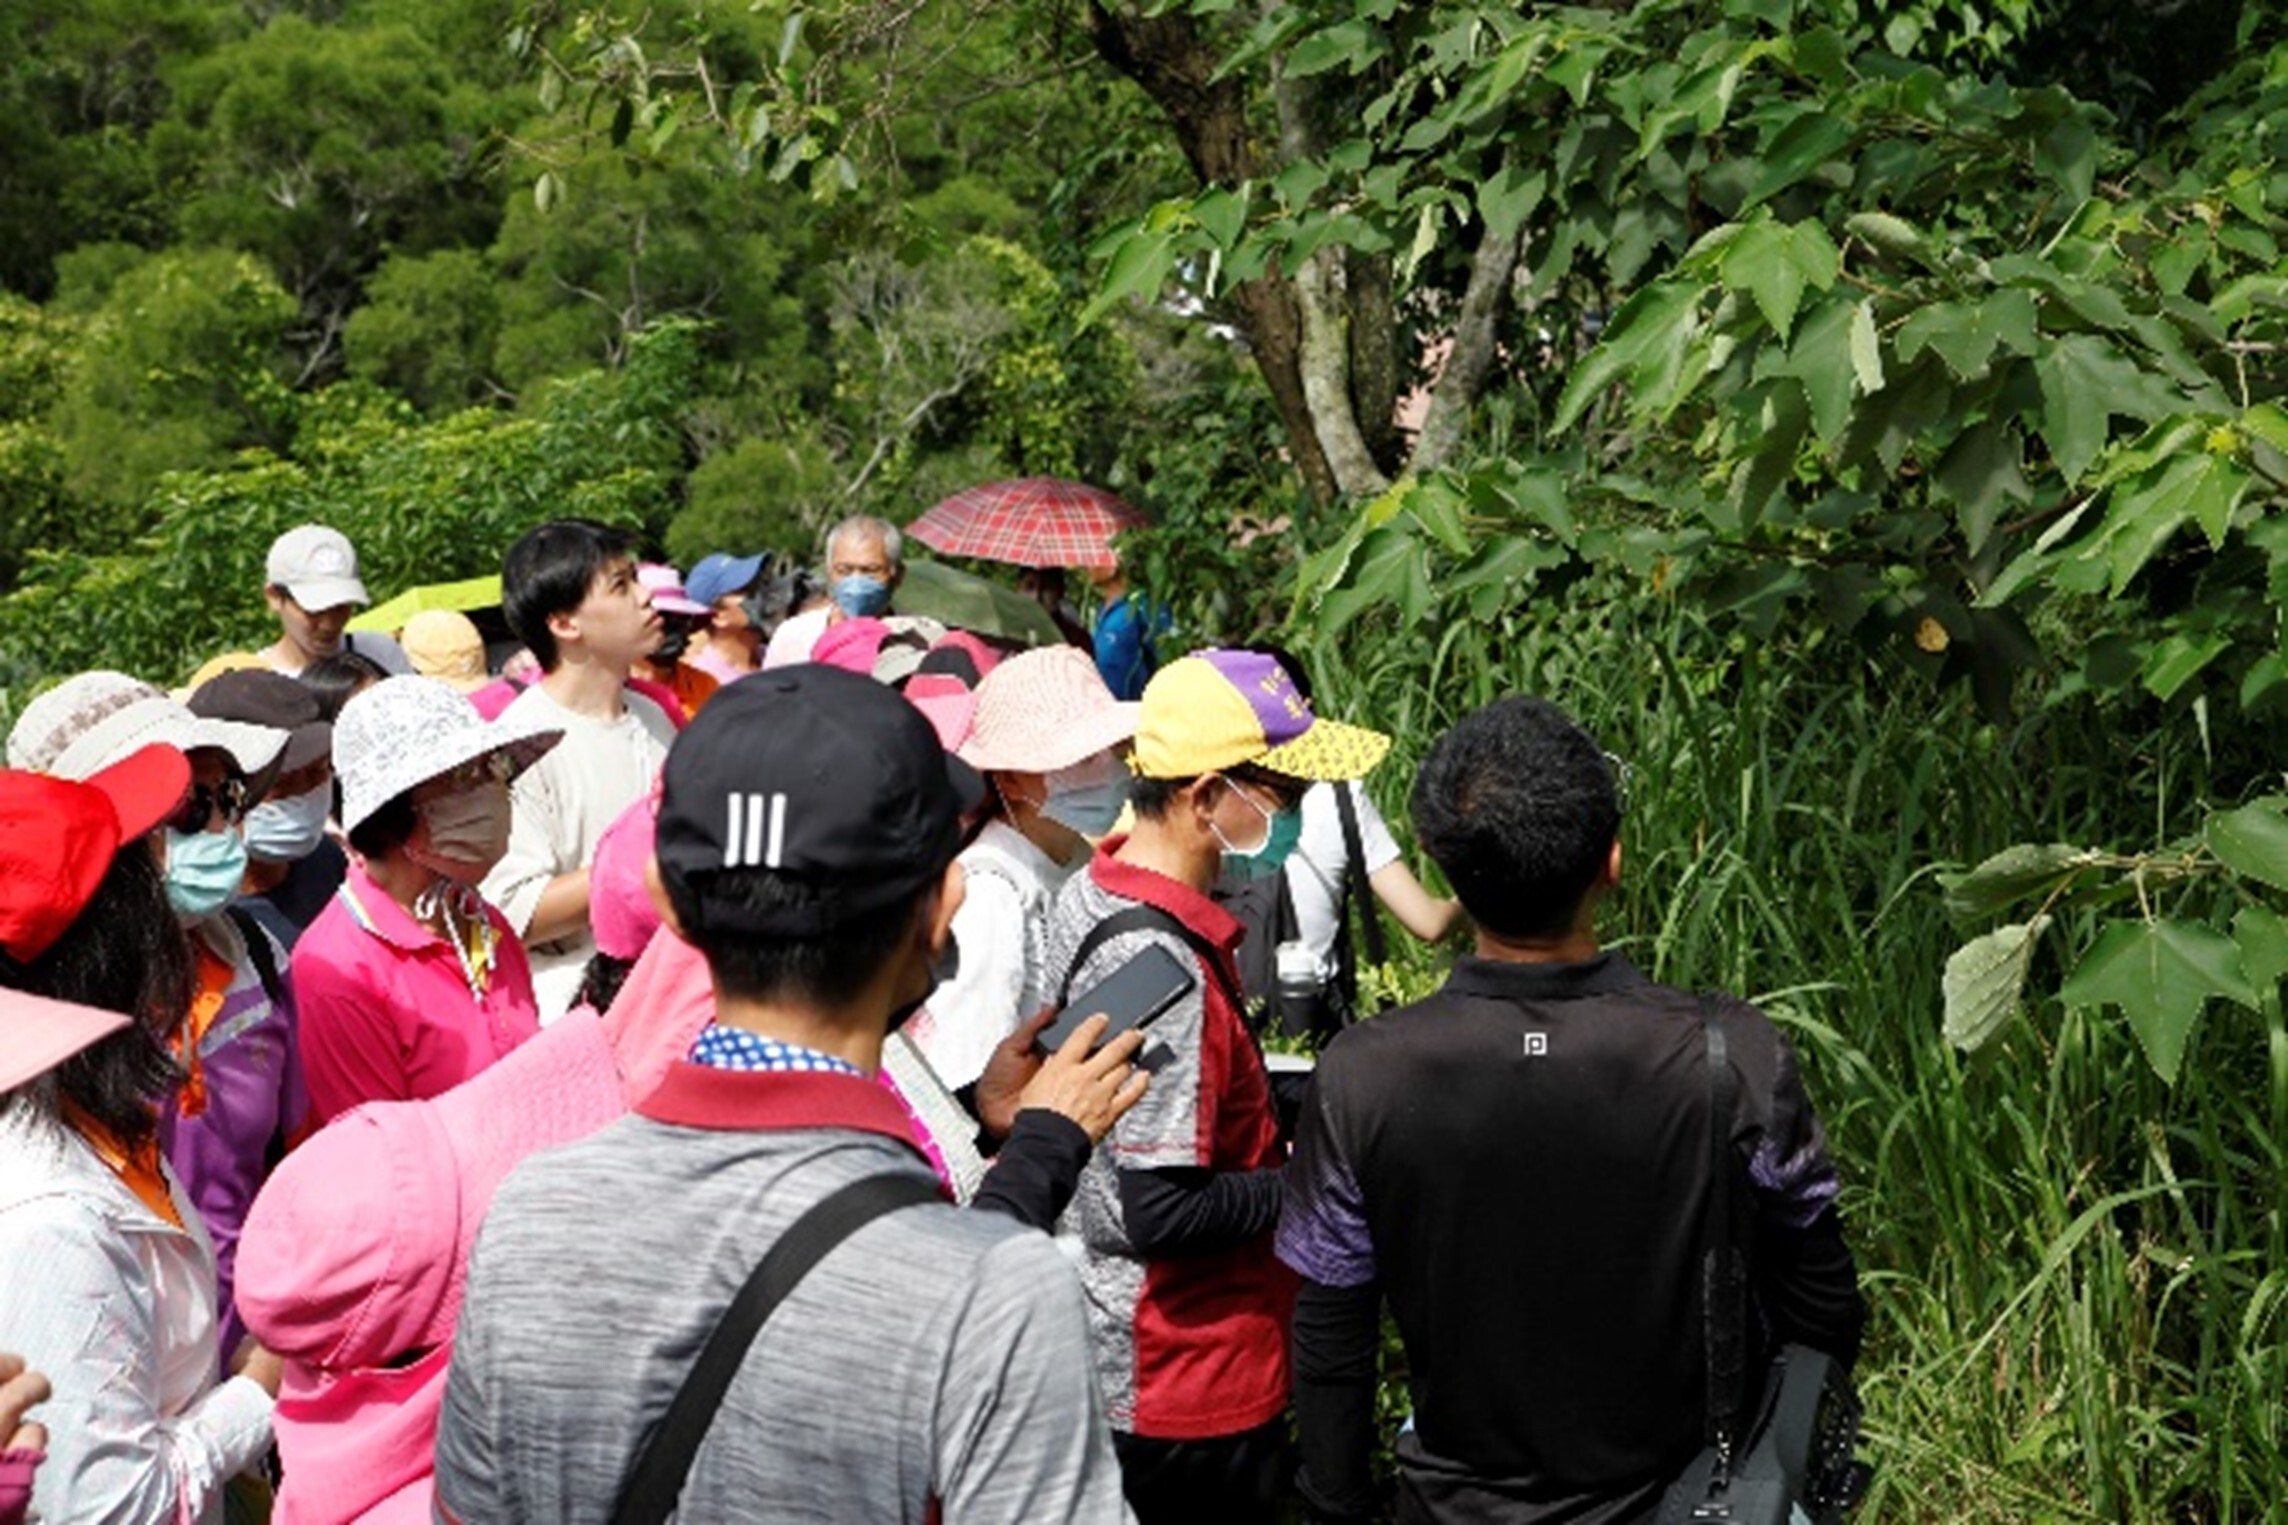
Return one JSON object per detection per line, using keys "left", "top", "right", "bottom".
{"left": 1274, "top": 939, "right": 1322, "bottom": 1039}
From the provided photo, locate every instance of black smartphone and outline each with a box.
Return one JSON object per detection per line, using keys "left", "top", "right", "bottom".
{"left": 1037, "top": 943, "right": 1197, "bottom": 1054}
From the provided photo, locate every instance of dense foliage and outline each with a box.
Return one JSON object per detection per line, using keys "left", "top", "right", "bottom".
{"left": 2, "top": 0, "right": 2285, "bottom": 1514}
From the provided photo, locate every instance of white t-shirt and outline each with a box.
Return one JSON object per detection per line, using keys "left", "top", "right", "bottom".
{"left": 481, "top": 682, "right": 676, "bottom": 1022}
{"left": 905, "top": 819, "right": 1077, "bottom": 1091}
{"left": 761, "top": 607, "right": 830, "bottom": 670}
{"left": 1284, "top": 781, "right": 1401, "bottom": 979}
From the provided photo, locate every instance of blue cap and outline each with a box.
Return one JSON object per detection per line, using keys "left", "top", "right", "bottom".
{"left": 685, "top": 551, "right": 769, "bottom": 609}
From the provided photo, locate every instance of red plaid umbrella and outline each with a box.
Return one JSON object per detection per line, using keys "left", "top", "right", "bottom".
{"left": 907, "top": 477, "right": 1147, "bottom": 571}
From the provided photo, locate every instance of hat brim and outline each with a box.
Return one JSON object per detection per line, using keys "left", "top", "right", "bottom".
{"left": 84, "top": 743, "right": 192, "bottom": 842}
{"left": 1255, "top": 716, "right": 1392, "bottom": 782}
{"left": 686, "top": 553, "right": 768, "bottom": 608}
{"left": 959, "top": 700, "right": 1139, "bottom": 775}
{"left": 0, "top": 989, "right": 131, "bottom": 1092}
{"left": 283, "top": 576, "right": 369, "bottom": 611}
{"left": 339, "top": 713, "right": 564, "bottom": 835}
{"left": 650, "top": 595, "right": 709, "bottom": 617}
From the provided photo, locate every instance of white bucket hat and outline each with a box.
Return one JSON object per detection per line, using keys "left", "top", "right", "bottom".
{"left": 335, "top": 676, "right": 562, "bottom": 834}
{"left": 957, "top": 645, "right": 1138, "bottom": 775}
{"left": 8, "top": 670, "right": 289, "bottom": 784}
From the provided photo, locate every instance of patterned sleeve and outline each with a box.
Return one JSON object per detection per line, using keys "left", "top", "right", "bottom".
{"left": 1100, "top": 932, "right": 1212, "bottom": 1172}
{"left": 1276, "top": 1068, "right": 1378, "bottom": 1288}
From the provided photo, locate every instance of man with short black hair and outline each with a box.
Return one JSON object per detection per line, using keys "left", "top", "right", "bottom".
{"left": 1279, "top": 695, "right": 1866, "bottom": 1523}
{"left": 1045, "top": 648, "right": 1389, "bottom": 1523}
{"left": 435, "top": 664, "right": 1134, "bottom": 1522}
{"left": 482, "top": 519, "right": 675, "bottom": 1021}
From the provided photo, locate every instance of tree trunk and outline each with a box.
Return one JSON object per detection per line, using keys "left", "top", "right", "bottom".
{"left": 1412, "top": 219, "right": 1523, "bottom": 475}
{"left": 1086, "top": 2, "right": 1338, "bottom": 505}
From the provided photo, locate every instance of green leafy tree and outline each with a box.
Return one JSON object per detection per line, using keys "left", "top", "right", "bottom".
{"left": 150, "top": 15, "right": 506, "bottom": 383}
{"left": 344, "top": 248, "right": 504, "bottom": 413}
{"left": 45, "top": 244, "right": 298, "bottom": 526}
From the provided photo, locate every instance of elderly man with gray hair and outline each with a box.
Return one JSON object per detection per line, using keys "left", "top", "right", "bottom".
{"left": 761, "top": 514, "right": 906, "bottom": 669}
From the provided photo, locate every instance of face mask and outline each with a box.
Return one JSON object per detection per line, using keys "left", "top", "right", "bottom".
{"left": 243, "top": 784, "right": 331, "bottom": 863}
{"left": 1211, "top": 779, "right": 1303, "bottom": 876}
{"left": 831, "top": 574, "right": 891, "bottom": 619}
{"left": 415, "top": 779, "right": 513, "bottom": 872}
{"left": 738, "top": 593, "right": 769, "bottom": 634}
{"left": 164, "top": 827, "right": 249, "bottom": 922}
{"left": 1040, "top": 757, "right": 1130, "bottom": 837}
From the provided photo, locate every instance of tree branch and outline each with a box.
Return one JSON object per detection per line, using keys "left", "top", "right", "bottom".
{"left": 1412, "top": 221, "right": 1523, "bottom": 475}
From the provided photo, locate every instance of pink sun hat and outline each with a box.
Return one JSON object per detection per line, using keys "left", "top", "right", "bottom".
{"left": 957, "top": 645, "right": 1138, "bottom": 775}
{"left": 637, "top": 563, "right": 708, "bottom": 618}
{"left": 1, "top": 988, "right": 131, "bottom": 1093}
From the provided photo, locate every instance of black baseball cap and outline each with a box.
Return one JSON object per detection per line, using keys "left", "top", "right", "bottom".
{"left": 656, "top": 663, "right": 984, "bottom": 937}
{"left": 187, "top": 668, "right": 333, "bottom": 798}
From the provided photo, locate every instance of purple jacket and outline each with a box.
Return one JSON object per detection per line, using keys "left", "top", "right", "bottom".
{"left": 160, "top": 911, "right": 307, "bottom": 1366}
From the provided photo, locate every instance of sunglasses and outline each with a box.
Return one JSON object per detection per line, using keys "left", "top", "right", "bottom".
{"left": 170, "top": 777, "right": 250, "bottom": 834}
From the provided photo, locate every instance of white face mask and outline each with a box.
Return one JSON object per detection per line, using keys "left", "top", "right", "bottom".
{"left": 242, "top": 783, "right": 332, "bottom": 863}
{"left": 415, "top": 779, "right": 513, "bottom": 873}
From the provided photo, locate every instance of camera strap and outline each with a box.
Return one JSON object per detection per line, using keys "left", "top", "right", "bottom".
{"left": 609, "top": 1171, "right": 943, "bottom": 1525}
{"left": 1697, "top": 993, "right": 1748, "bottom": 1477}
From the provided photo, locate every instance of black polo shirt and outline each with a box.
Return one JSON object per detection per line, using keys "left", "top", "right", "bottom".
{"left": 1276, "top": 951, "right": 1856, "bottom": 1520}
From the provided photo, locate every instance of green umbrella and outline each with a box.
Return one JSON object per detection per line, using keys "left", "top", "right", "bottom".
{"left": 895, "top": 559, "right": 1063, "bottom": 646}
{"left": 347, "top": 574, "right": 503, "bottom": 633}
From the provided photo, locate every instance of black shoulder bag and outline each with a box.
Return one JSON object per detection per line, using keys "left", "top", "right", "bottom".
{"left": 1656, "top": 997, "right": 1869, "bottom": 1525}
{"left": 609, "top": 1172, "right": 943, "bottom": 1525}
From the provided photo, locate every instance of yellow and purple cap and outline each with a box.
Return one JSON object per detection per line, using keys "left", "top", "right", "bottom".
{"left": 1132, "top": 649, "right": 1389, "bottom": 782}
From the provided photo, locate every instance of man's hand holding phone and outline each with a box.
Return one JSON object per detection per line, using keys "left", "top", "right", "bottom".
{"left": 977, "top": 1006, "right": 1150, "bottom": 1144}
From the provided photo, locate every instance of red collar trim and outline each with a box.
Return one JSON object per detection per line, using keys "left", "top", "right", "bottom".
{"left": 1089, "top": 836, "right": 1244, "bottom": 951}
{"left": 635, "top": 1061, "right": 933, "bottom": 1162}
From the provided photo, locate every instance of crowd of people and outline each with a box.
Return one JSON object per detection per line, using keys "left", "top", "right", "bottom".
{"left": 0, "top": 513, "right": 1866, "bottom": 1524}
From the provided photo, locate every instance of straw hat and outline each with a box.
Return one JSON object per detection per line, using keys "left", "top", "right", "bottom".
{"left": 957, "top": 646, "right": 1138, "bottom": 775}
{"left": 400, "top": 610, "right": 490, "bottom": 693}
{"left": 334, "top": 676, "right": 562, "bottom": 834}
{"left": 8, "top": 670, "right": 287, "bottom": 784}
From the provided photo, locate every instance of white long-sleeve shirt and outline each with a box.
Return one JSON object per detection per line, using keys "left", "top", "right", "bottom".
{"left": 0, "top": 1109, "right": 273, "bottom": 1523}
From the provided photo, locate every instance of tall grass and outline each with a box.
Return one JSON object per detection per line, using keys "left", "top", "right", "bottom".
{"left": 1303, "top": 581, "right": 2288, "bottom": 1521}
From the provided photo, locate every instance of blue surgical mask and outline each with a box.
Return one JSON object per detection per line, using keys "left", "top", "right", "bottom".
{"left": 831, "top": 574, "right": 892, "bottom": 619}
{"left": 1040, "top": 757, "right": 1130, "bottom": 837}
{"left": 242, "top": 784, "right": 331, "bottom": 863}
{"left": 1213, "top": 779, "right": 1302, "bottom": 875}
{"left": 163, "top": 827, "right": 249, "bottom": 922}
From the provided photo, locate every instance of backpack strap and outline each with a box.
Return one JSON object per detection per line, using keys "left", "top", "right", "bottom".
{"left": 1333, "top": 783, "right": 1387, "bottom": 971}
{"left": 1697, "top": 993, "right": 1747, "bottom": 1481}
{"left": 610, "top": 1171, "right": 943, "bottom": 1525}
{"left": 1058, "top": 903, "right": 1246, "bottom": 1018}
{"left": 224, "top": 905, "right": 286, "bottom": 1012}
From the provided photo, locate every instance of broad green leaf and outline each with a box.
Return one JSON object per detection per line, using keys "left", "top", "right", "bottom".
{"left": 1190, "top": 187, "right": 1248, "bottom": 248}
{"left": 1500, "top": 466, "right": 1578, "bottom": 542}
{"left": 1319, "top": 524, "right": 1431, "bottom": 638}
{"left": 1720, "top": 217, "right": 1799, "bottom": 337}
{"left": 1896, "top": 291, "right": 2037, "bottom": 381}
{"left": 2242, "top": 402, "right": 2288, "bottom": 456}
{"left": 2036, "top": 117, "right": 2098, "bottom": 203}
{"left": 1553, "top": 278, "right": 1706, "bottom": 433}
{"left": 2206, "top": 798, "right": 2288, "bottom": 892}
{"left": 1477, "top": 164, "right": 1545, "bottom": 243}
{"left": 2036, "top": 334, "right": 2167, "bottom": 483}
{"left": 1744, "top": 111, "right": 1854, "bottom": 209}
{"left": 1406, "top": 480, "right": 1473, "bottom": 558}
{"left": 1287, "top": 21, "right": 1378, "bottom": 79}
{"left": 1944, "top": 917, "right": 2048, "bottom": 1052}
{"left": 2142, "top": 630, "right": 2231, "bottom": 701}
{"left": 1079, "top": 228, "right": 1178, "bottom": 328}
{"left": 1729, "top": 381, "right": 1808, "bottom": 527}
{"left": 1780, "top": 298, "right": 1857, "bottom": 445}
{"left": 2059, "top": 918, "right": 2255, "bottom": 1083}
{"left": 2232, "top": 905, "right": 2288, "bottom": 995}
{"left": 1940, "top": 842, "right": 2095, "bottom": 920}
{"left": 2075, "top": 452, "right": 2252, "bottom": 594}
{"left": 1933, "top": 421, "right": 2030, "bottom": 556}
{"left": 1844, "top": 210, "right": 1931, "bottom": 268}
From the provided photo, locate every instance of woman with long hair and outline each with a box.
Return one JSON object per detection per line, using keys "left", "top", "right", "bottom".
{"left": 0, "top": 746, "right": 282, "bottom": 1522}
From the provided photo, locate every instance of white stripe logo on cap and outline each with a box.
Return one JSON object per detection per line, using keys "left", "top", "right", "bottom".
{"left": 724, "top": 792, "right": 790, "bottom": 868}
